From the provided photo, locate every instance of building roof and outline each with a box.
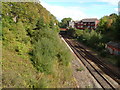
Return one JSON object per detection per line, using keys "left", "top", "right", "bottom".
{"left": 81, "top": 18, "right": 98, "bottom": 22}
{"left": 74, "top": 18, "right": 99, "bottom": 23}
{"left": 107, "top": 41, "right": 120, "bottom": 49}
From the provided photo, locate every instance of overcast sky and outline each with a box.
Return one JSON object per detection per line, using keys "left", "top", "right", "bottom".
{"left": 39, "top": 0, "right": 119, "bottom": 21}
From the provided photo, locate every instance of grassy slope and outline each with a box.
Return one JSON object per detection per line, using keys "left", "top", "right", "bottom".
{"left": 2, "top": 2, "right": 76, "bottom": 88}
{"left": 2, "top": 48, "right": 38, "bottom": 88}
{"left": 2, "top": 42, "right": 75, "bottom": 88}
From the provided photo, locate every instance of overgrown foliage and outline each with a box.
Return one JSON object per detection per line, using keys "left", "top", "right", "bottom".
{"left": 74, "top": 29, "right": 103, "bottom": 50}
{"left": 2, "top": 2, "right": 74, "bottom": 88}
{"left": 32, "top": 28, "right": 72, "bottom": 74}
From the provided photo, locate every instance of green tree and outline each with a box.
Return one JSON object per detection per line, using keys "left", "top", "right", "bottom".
{"left": 59, "top": 17, "right": 72, "bottom": 28}
{"left": 97, "top": 14, "right": 118, "bottom": 34}
{"left": 96, "top": 16, "right": 109, "bottom": 34}
{"left": 111, "top": 16, "right": 120, "bottom": 41}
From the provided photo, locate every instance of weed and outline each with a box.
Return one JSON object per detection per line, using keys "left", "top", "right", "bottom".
{"left": 76, "top": 66, "right": 84, "bottom": 72}
{"left": 85, "top": 85, "right": 92, "bottom": 88}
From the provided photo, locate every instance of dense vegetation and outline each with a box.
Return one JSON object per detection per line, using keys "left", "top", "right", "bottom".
{"left": 96, "top": 13, "right": 120, "bottom": 41}
{"left": 2, "top": 2, "right": 75, "bottom": 88}
{"left": 59, "top": 18, "right": 72, "bottom": 28}
{"left": 66, "top": 14, "right": 120, "bottom": 67}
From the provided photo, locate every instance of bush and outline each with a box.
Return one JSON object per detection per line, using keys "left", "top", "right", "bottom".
{"left": 77, "top": 30, "right": 102, "bottom": 48}
{"left": 67, "top": 28, "right": 76, "bottom": 37}
{"left": 32, "top": 38, "right": 56, "bottom": 74}
{"left": 99, "top": 50, "right": 108, "bottom": 57}
{"left": 31, "top": 28, "right": 72, "bottom": 74}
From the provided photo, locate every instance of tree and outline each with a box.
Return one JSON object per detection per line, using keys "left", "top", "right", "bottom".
{"left": 109, "top": 13, "right": 118, "bottom": 17}
{"left": 96, "top": 13, "right": 119, "bottom": 41}
{"left": 96, "top": 16, "right": 109, "bottom": 34}
{"left": 111, "top": 16, "right": 120, "bottom": 41}
{"left": 96, "top": 14, "right": 118, "bottom": 34}
{"left": 59, "top": 17, "right": 72, "bottom": 28}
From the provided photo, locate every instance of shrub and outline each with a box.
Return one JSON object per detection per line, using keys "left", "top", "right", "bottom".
{"left": 76, "top": 66, "right": 84, "bottom": 72}
{"left": 31, "top": 28, "right": 73, "bottom": 74}
{"left": 32, "top": 38, "right": 56, "bottom": 74}
{"left": 77, "top": 30, "right": 103, "bottom": 49}
{"left": 99, "top": 50, "right": 108, "bottom": 57}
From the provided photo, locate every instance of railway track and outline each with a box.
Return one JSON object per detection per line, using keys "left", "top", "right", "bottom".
{"left": 62, "top": 35, "right": 120, "bottom": 89}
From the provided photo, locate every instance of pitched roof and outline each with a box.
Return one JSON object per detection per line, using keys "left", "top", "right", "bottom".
{"left": 74, "top": 18, "right": 99, "bottom": 23}
{"left": 81, "top": 18, "right": 98, "bottom": 22}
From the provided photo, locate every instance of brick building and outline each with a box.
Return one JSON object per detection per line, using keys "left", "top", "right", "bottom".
{"left": 75, "top": 18, "right": 99, "bottom": 30}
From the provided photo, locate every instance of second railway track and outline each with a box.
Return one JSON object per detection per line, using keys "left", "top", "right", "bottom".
{"left": 62, "top": 35, "right": 120, "bottom": 89}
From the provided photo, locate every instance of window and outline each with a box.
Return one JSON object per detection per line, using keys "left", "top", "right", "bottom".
{"left": 91, "top": 22, "right": 95, "bottom": 25}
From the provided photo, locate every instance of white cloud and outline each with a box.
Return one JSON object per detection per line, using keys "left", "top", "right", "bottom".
{"left": 40, "top": 1, "right": 88, "bottom": 21}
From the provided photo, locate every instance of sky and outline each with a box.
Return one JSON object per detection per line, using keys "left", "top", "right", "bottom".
{"left": 39, "top": 0, "right": 120, "bottom": 21}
